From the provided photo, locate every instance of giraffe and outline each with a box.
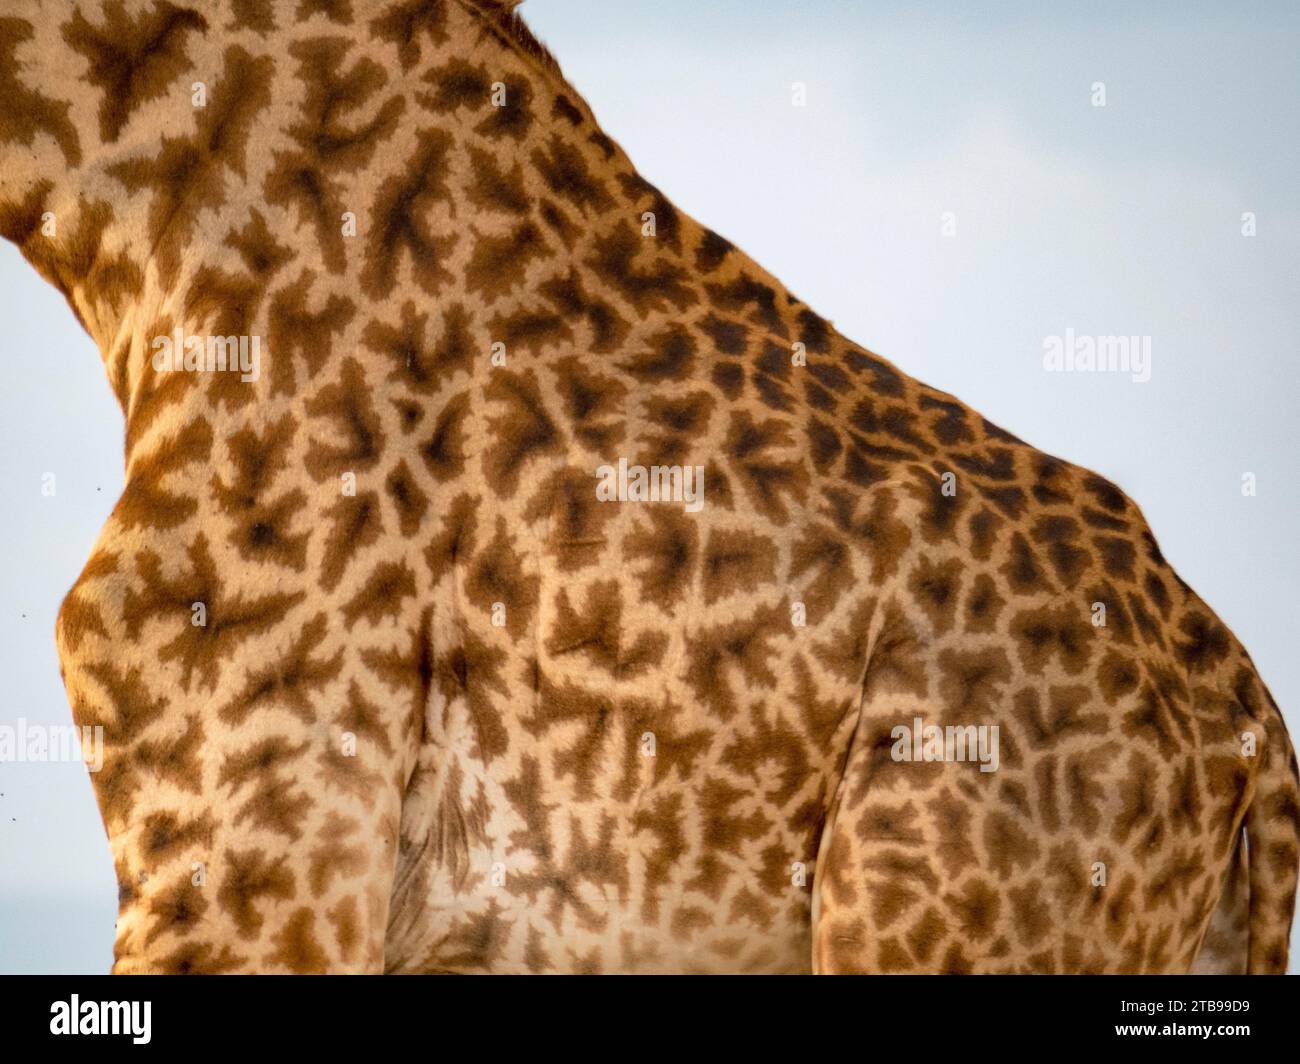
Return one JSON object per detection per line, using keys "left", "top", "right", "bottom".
{"left": 1, "top": 0, "right": 1296, "bottom": 975}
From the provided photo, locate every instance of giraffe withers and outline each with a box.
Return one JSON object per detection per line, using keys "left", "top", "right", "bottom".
{"left": 1, "top": 0, "right": 1296, "bottom": 974}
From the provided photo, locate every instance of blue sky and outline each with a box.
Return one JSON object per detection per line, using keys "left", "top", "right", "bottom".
{"left": 1, "top": 0, "right": 1297, "bottom": 972}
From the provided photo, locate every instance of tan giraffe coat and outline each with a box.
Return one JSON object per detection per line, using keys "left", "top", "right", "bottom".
{"left": 0, "top": 0, "right": 1296, "bottom": 974}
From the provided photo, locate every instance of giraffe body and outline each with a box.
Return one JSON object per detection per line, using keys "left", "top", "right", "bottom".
{"left": 1, "top": 0, "right": 1296, "bottom": 974}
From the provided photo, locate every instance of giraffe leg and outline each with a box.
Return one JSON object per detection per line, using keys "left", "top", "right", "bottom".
{"left": 56, "top": 505, "right": 425, "bottom": 973}
{"left": 1188, "top": 674, "right": 1298, "bottom": 976}
{"left": 811, "top": 724, "right": 1023, "bottom": 975}
{"left": 811, "top": 648, "right": 1245, "bottom": 974}
{"left": 1240, "top": 686, "right": 1300, "bottom": 973}
{"left": 1189, "top": 831, "right": 1248, "bottom": 974}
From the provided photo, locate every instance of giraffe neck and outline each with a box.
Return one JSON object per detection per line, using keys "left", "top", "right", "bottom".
{"left": 2, "top": 1, "right": 822, "bottom": 469}
{"left": 0, "top": 2, "right": 648, "bottom": 426}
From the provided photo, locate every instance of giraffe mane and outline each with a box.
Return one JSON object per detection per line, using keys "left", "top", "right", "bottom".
{"left": 457, "top": 0, "right": 560, "bottom": 75}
